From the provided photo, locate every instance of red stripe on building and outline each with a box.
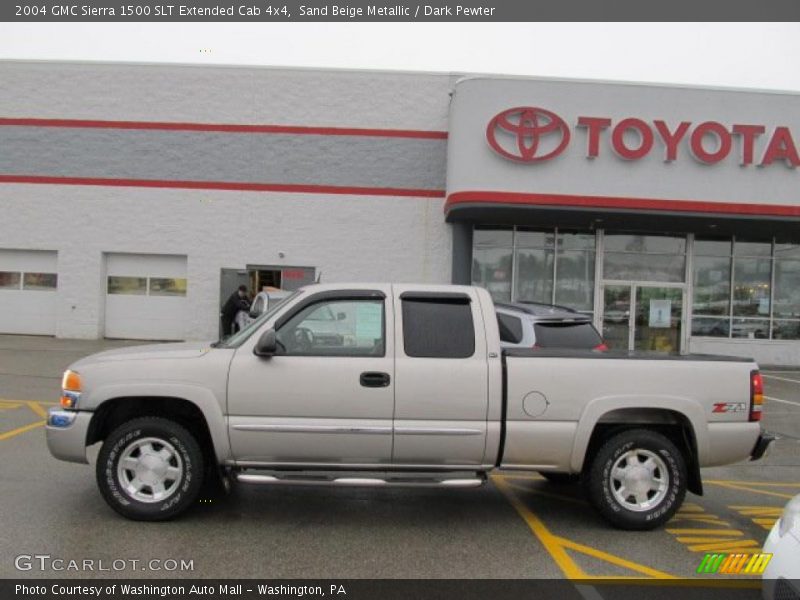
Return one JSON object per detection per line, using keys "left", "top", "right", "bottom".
{"left": 0, "top": 174, "right": 446, "bottom": 198}
{"left": 445, "top": 191, "right": 800, "bottom": 218}
{"left": 0, "top": 117, "right": 448, "bottom": 140}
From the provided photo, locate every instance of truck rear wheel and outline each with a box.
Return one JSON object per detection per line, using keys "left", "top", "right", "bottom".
{"left": 586, "top": 429, "right": 686, "bottom": 530}
{"left": 96, "top": 417, "right": 204, "bottom": 521}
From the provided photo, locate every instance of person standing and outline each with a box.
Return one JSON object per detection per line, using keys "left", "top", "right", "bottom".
{"left": 221, "top": 285, "right": 250, "bottom": 337}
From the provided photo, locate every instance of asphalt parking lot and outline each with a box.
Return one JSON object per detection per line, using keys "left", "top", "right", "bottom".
{"left": 1, "top": 334, "right": 798, "bottom": 582}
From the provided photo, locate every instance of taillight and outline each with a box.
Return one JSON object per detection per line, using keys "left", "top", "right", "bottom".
{"left": 750, "top": 370, "right": 764, "bottom": 422}
{"left": 531, "top": 343, "right": 541, "bottom": 349}
{"left": 594, "top": 343, "right": 609, "bottom": 351}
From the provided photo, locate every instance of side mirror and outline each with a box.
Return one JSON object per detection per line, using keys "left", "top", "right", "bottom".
{"left": 253, "top": 328, "right": 278, "bottom": 357}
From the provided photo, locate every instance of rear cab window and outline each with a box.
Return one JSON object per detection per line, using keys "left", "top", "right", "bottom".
{"left": 401, "top": 293, "right": 475, "bottom": 358}
{"left": 533, "top": 322, "right": 602, "bottom": 349}
{"left": 497, "top": 312, "right": 524, "bottom": 344}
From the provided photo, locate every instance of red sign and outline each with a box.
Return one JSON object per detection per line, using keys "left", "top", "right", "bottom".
{"left": 486, "top": 107, "right": 570, "bottom": 163}
{"left": 487, "top": 107, "right": 800, "bottom": 167}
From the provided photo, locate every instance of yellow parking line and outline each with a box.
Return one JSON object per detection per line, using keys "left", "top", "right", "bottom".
{"left": 0, "top": 420, "right": 46, "bottom": 441}
{"left": 493, "top": 474, "right": 584, "bottom": 578}
{"left": 26, "top": 401, "right": 48, "bottom": 418}
{"left": 0, "top": 397, "right": 58, "bottom": 406}
{"left": 666, "top": 529, "right": 744, "bottom": 536}
{"left": 706, "top": 481, "right": 795, "bottom": 500}
{"left": 492, "top": 474, "right": 675, "bottom": 579}
{"left": 707, "top": 480, "right": 800, "bottom": 488}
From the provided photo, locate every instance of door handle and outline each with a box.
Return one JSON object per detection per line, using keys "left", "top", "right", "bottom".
{"left": 360, "top": 371, "right": 391, "bottom": 388}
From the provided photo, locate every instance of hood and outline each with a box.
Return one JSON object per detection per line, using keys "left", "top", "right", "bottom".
{"left": 71, "top": 341, "right": 215, "bottom": 368}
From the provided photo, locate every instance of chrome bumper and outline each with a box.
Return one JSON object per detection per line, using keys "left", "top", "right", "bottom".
{"left": 45, "top": 409, "right": 92, "bottom": 464}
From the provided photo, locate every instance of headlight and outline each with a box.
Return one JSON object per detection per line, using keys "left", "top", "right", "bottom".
{"left": 778, "top": 495, "right": 800, "bottom": 538}
{"left": 60, "top": 369, "right": 82, "bottom": 409}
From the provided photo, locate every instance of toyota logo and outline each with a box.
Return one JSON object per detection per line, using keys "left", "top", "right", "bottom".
{"left": 486, "top": 107, "right": 571, "bottom": 163}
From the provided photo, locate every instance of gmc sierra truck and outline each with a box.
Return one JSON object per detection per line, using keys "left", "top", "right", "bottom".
{"left": 46, "top": 283, "right": 774, "bottom": 529}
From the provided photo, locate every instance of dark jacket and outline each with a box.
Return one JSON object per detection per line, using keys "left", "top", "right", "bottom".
{"left": 221, "top": 292, "right": 250, "bottom": 320}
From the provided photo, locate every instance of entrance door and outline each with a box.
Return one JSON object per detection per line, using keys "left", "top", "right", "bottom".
{"left": 602, "top": 284, "right": 684, "bottom": 353}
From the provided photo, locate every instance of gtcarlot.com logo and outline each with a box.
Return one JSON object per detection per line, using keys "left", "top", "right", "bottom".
{"left": 696, "top": 552, "right": 772, "bottom": 575}
{"left": 14, "top": 554, "right": 194, "bottom": 572}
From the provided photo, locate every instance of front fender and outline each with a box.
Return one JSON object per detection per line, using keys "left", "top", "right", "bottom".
{"left": 88, "top": 382, "right": 232, "bottom": 463}
{"left": 569, "top": 394, "right": 708, "bottom": 472}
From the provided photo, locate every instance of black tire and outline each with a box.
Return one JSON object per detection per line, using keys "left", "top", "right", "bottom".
{"left": 96, "top": 417, "right": 204, "bottom": 521}
{"left": 539, "top": 472, "right": 580, "bottom": 484}
{"left": 586, "top": 429, "right": 687, "bottom": 530}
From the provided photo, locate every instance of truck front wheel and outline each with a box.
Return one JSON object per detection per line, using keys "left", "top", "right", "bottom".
{"left": 96, "top": 417, "right": 204, "bottom": 521}
{"left": 586, "top": 429, "right": 687, "bottom": 530}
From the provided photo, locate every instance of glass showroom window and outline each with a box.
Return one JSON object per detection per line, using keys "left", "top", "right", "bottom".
{"left": 691, "top": 238, "right": 800, "bottom": 340}
{"left": 773, "top": 242, "right": 800, "bottom": 340}
{"left": 472, "top": 227, "right": 595, "bottom": 313}
{"left": 603, "top": 234, "right": 686, "bottom": 282}
{"left": 472, "top": 227, "right": 513, "bottom": 302}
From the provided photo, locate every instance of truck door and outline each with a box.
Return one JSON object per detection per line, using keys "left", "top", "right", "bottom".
{"left": 391, "top": 287, "right": 489, "bottom": 467}
{"left": 226, "top": 288, "right": 394, "bottom": 466}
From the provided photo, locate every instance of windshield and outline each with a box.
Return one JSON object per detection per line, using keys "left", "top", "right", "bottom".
{"left": 217, "top": 289, "right": 302, "bottom": 348}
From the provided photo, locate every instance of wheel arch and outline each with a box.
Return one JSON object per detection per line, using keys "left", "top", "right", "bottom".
{"left": 86, "top": 385, "right": 230, "bottom": 464}
{"left": 571, "top": 398, "right": 705, "bottom": 495}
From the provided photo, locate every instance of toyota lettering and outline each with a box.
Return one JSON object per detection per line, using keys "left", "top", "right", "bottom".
{"left": 486, "top": 107, "right": 800, "bottom": 168}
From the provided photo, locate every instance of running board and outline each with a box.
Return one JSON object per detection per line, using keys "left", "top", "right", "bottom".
{"left": 235, "top": 473, "right": 485, "bottom": 488}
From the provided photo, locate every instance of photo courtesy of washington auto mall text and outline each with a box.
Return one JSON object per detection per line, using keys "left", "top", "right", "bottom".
{"left": 1, "top": 9, "right": 800, "bottom": 600}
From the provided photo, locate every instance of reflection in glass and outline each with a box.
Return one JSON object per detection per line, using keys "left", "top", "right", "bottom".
{"left": 604, "top": 234, "right": 686, "bottom": 254}
{"left": 555, "top": 250, "right": 595, "bottom": 311}
{"left": 731, "top": 319, "right": 769, "bottom": 339}
{"left": 773, "top": 320, "right": 800, "bottom": 340}
{"left": 0, "top": 271, "right": 21, "bottom": 289}
{"left": 691, "top": 317, "right": 729, "bottom": 337}
{"left": 22, "top": 272, "right": 57, "bottom": 290}
{"left": 695, "top": 239, "right": 731, "bottom": 257}
{"left": 602, "top": 285, "right": 630, "bottom": 351}
{"left": 732, "top": 258, "right": 771, "bottom": 317}
{"left": 474, "top": 227, "right": 512, "bottom": 248}
{"left": 734, "top": 241, "right": 771, "bottom": 257}
{"left": 472, "top": 247, "right": 512, "bottom": 302}
{"left": 149, "top": 278, "right": 187, "bottom": 297}
{"left": 774, "top": 260, "right": 800, "bottom": 319}
{"left": 107, "top": 276, "right": 147, "bottom": 295}
{"left": 514, "top": 248, "right": 554, "bottom": 304}
{"left": 604, "top": 252, "right": 685, "bottom": 282}
{"left": 692, "top": 256, "right": 730, "bottom": 315}
{"left": 516, "top": 229, "right": 554, "bottom": 249}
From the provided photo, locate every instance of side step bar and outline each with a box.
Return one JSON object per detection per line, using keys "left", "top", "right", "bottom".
{"left": 235, "top": 473, "right": 485, "bottom": 488}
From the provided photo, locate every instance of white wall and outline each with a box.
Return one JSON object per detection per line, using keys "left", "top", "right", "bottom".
{"left": 0, "top": 184, "right": 451, "bottom": 340}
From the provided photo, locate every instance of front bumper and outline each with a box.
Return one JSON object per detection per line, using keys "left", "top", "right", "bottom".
{"left": 751, "top": 432, "right": 777, "bottom": 461}
{"left": 45, "top": 409, "right": 92, "bottom": 464}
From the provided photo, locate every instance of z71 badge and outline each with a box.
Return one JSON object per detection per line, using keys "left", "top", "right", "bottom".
{"left": 713, "top": 402, "right": 748, "bottom": 413}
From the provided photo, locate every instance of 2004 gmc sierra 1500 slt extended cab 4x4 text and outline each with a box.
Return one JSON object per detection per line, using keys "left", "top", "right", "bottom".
{"left": 46, "top": 283, "right": 775, "bottom": 529}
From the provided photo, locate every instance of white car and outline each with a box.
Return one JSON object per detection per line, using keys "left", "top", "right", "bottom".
{"left": 236, "top": 288, "right": 292, "bottom": 330}
{"left": 763, "top": 493, "right": 800, "bottom": 600}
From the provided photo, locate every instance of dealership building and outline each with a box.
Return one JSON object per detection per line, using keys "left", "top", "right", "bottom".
{"left": 1, "top": 60, "right": 799, "bottom": 364}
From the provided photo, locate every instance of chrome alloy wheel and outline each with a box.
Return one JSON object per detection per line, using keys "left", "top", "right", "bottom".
{"left": 116, "top": 437, "right": 183, "bottom": 503}
{"left": 609, "top": 448, "right": 669, "bottom": 512}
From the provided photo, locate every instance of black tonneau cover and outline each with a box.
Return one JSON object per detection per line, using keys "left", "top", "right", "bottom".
{"left": 503, "top": 348, "right": 755, "bottom": 362}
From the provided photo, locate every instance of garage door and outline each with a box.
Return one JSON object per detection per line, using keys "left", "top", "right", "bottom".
{"left": 105, "top": 253, "right": 187, "bottom": 340}
{"left": 0, "top": 249, "right": 58, "bottom": 335}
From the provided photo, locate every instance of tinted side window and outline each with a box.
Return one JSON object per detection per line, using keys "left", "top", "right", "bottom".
{"left": 402, "top": 298, "right": 475, "bottom": 358}
{"left": 533, "top": 322, "right": 602, "bottom": 348}
{"left": 497, "top": 313, "right": 524, "bottom": 344}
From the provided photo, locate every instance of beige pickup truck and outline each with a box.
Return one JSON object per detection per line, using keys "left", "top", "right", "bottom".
{"left": 46, "top": 283, "right": 774, "bottom": 529}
